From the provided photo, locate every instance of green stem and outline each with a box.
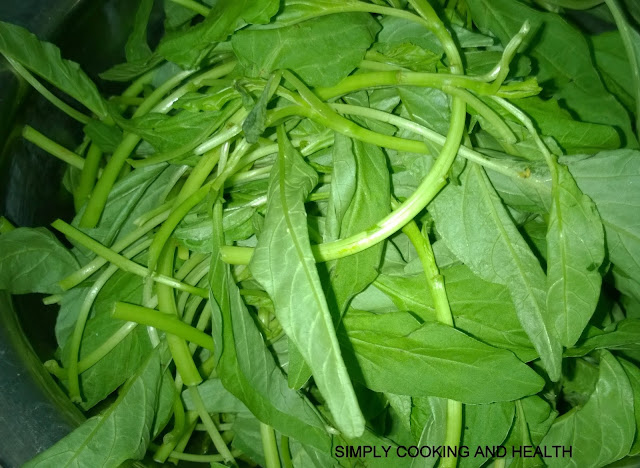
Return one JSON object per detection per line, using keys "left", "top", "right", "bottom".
{"left": 6, "top": 58, "right": 92, "bottom": 124}
{"left": 153, "top": 403, "right": 192, "bottom": 463}
{"left": 148, "top": 134, "right": 251, "bottom": 272}
{"left": 175, "top": 252, "right": 210, "bottom": 281}
{"left": 329, "top": 103, "right": 527, "bottom": 180}
{"left": 45, "top": 321, "right": 137, "bottom": 378}
{"left": 401, "top": 220, "right": 453, "bottom": 325}
{"left": 314, "top": 71, "right": 537, "bottom": 101}
{"left": 147, "top": 183, "right": 216, "bottom": 272}
{"left": 157, "top": 244, "right": 203, "bottom": 386}
{"left": 74, "top": 143, "right": 102, "bottom": 211}
{"left": 443, "top": 399, "right": 463, "bottom": 468}
{"left": 79, "top": 69, "right": 195, "bottom": 228}
{"left": 491, "top": 459, "right": 507, "bottom": 468}
{"left": 261, "top": 423, "right": 282, "bottom": 468}
{"left": 52, "top": 219, "right": 208, "bottom": 298}
{"left": 268, "top": 104, "right": 428, "bottom": 154}
{"left": 150, "top": 448, "right": 242, "bottom": 463}
{"left": 178, "top": 260, "right": 210, "bottom": 317}
{"left": 146, "top": 108, "right": 248, "bottom": 272}
{"left": 110, "top": 96, "right": 145, "bottom": 106}
{"left": 168, "top": 0, "right": 211, "bottom": 16}
{"left": 187, "top": 385, "right": 237, "bottom": 465}
{"left": 59, "top": 211, "right": 169, "bottom": 291}
{"left": 64, "top": 238, "right": 151, "bottom": 402}
{"left": 42, "top": 294, "right": 62, "bottom": 305}
{"left": 122, "top": 68, "right": 156, "bottom": 98}
{"left": 112, "top": 302, "right": 214, "bottom": 351}
{"left": 79, "top": 132, "right": 141, "bottom": 227}
{"left": 22, "top": 126, "right": 85, "bottom": 170}
{"left": 176, "top": 147, "right": 222, "bottom": 206}
{"left": 401, "top": 214, "right": 461, "bottom": 468}
{"left": 225, "top": 166, "right": 271, "bottom": 186}
{"left": 446, "top": 88, "right": 517, "bottom": 146}
{"left": 222, "top": 98, "right": 465, "bottom": 264}
{"left": 170, "top": 414, "right": 199, "bottom": 463}
{"left": 193, "top": 123, "right": 244, "bottom": 155}
{"left": 281, "top": 436, "right": 294, "bottom": 468}
{"left": 195, "top": 423, "right": 233, "bottom": 432}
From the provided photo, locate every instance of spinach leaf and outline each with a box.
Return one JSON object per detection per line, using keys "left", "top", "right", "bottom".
{"left": 181, "top": 378, "right": 249, "bottom": 414}
{"left": 59, "top": 272, "right": 150, "bottom": 409}
{"left": 0, "top": 21, "right": 107, "bottom": 118}
{"left": 326, "top": 134, "right": 390, "bottom": 315}
{"left": 431, "top": 164, "right": 563, "bottom": 380}
{"left": 606, "top": 0, "right": 640, "bottom": 140}
{"left": 466, "top": 0, "right": 637, "bottom": 146}
{"left": 459, "top": 402, "right": 515, "bottom": 468}
{"left": 114, "top": 111, "right": 224, "bottom": 153}
{"left": 377, "top": 15, "right": 493, "bottom": 54}
{"left": 0, "top": 227, "right": 79, "bottom": 294}
{"left": 546, "top": 164, "right": 605, "bottom": 347}
{"left": 619, "top": 358, "right": 640, "bottom": 455}
{"left": 566, "top": 319, "right": 640, "bottom": 357}
{"left": 591, "top": 32, "right": 636, "bottom": 114}
{"left": 341, "top": 311, "right": 545, "bottom": 403}
{"left": 125, "top": 0, "right": 154, "bottom": 62}
{"left": 399, "top": 87, "right": 451, "bottom": 136}
{"left": 71, "top": 164, "right": 165, "bottom": 250}
{"left": 540, "top": 351, "right": 635, "bottom": 467}
{"left": 250, "top": 128, "right": 364, "bottom": 438}
{"left": 513, "top": 97, "right": 621, "bottom": 154}
{"left": 374, "top": 265, "right": 536, "bottom": 361}
{"left": 25, "top": 348, "right": 162, "bottom": 468}
{"left": 568, "top": 150, "right": 640, "bottom": 301}
{"left": 99, "top": 54, "right": 164, "bottom": 82}
{"left": 232, "top": 13, "right": 380, "bottom": 87}
{"left": 83, "top": 120, "right": 123, "bottom": 153}
{"left": 209, "top": 204, "right": 332, "bottom": 450}
{"left": 158, "top": 0, "right": 279, "bottom": 68}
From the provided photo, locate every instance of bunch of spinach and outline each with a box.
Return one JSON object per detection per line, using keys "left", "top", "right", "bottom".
{"left": 1, "top": 0, "right": 640, "bottom": 466}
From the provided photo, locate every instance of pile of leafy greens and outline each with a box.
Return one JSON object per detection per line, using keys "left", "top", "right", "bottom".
{"left": 1, "top": 0, "right": 640, "bottom": 466}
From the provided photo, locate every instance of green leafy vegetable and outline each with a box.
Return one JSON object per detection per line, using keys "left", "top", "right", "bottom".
{"left": 25, "top": 348, "right": 163, "bottom": 467}
{"left": 232, "top": 13, "right": 380, "bottom": 87}
{"left": 540, "top": 351, "right": 635, "bottom": 467}
{"left": 546, "top": 164, "right": 605, "bottom": 347}
{"left": 0, "top": 228, "right": 79, "bottom": 294}
{"left": 2, "top": 1, "right": 640, "bottom": 466}
{"left": 250, "top": 127, "right": 365, "bottom": 437}
{"left": 0, "top": 21, "right": 107, "bottom": 118}
{"left": 431, "top": 164, "right": 563, "bottom": 380}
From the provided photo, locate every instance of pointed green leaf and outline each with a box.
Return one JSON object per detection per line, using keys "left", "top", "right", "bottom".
{"left": 208, "top": 205, "right": 332, "bottom": 451}
{"left": 0, "top": 21, "right": 107, "bottom": 118}
{"left": 342, "top": 311, "right": 545, "bottom": 403}
{"left": 540, "top": 351, "right": 635, "bottom": 468}
{"left": 231, "top": 13, "right": 380, "bottom": 87}
{"left": 25, "top": 348, "right": 162, "bottom": 467}
{"left": 546, "top": 164, "right": 605, "bottom": 347}
{"left": 0, "top": 227, "right": 79, "bottom": 294}
{"left": 250, "top": 127, "right": 364, "bottom": 438}
{"left": 466, "top": 0, "right": 637, "bottom": 146}
{"left": 431, "top": 164, "right": 562, "bottom": 380}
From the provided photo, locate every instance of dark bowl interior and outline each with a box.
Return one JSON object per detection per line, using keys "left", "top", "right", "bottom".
{"left": 0, "top": 1, "right": 158, "bottom": 465}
